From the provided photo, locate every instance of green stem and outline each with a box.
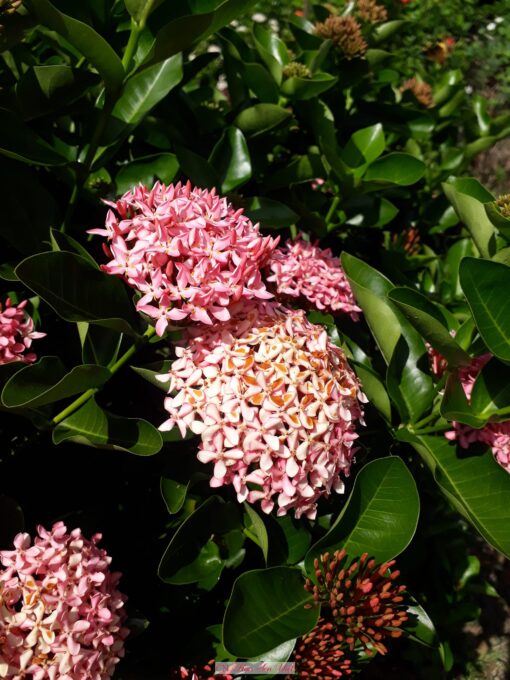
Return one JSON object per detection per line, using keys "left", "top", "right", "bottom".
{"left": 61, "top": 183, "right": 79, "bottom": 233}
{"left": 412, "top": 422, "right": 449, "bottom": 435}
{"left": 325, "top": 196, "right": 340, "bottom": 225}
{"left": 51, "top": 326, "right": 156, "bottom": 426}
{"left": 412, "top": 411, "right": 440, "bottom": 430}
{"left": 121, "top": 19, "right": 141, "bottom": 73}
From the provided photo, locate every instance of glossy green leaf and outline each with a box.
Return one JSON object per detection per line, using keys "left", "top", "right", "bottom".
{"left": 275, "top": 515, "right": 311, "bottom": 565}
{"left": 280, "top": 72, "right": 337, "bottom": 100}
{"left": 470, "top": 358, "right": 510, "bottom": 419}
{"left": 484, "top": 202, "right": 510, "bottom": 241}
{"left": 50, "top": 228, "right": 98, "bottom": 268}
{"left": 351, "top": 361, "right": 392, "bottom": 422}
{"left": 397, "top": 430, "right": 510, "bottom": 559}
{"left": 209, "top": 127, "right": 251, "bottom": 192}
{"left": 244, "top": 504, "right": 269, "bottom": 563}
{"left": 158, "top": 497, "right": 236, "bottom": 584}
{"left": 223, "top": 567, "right": 319, "bottom": 657}
{"left": 150, "top": 0, "right": 251, "bottom": 62}
{"left": 459, "top": 257, "right": 510, "bottom": 362}
{"left": 374, "top": 20, "right": 405, "bottom": 42}
{"left": 441, "top": 373, "right": 486, "bottom": 428}
{"left": 16, "top": 252, "right": 139, "bottom": 335}
{"left": 131, "top": 360, "right": 172, "bottom": 392}
{"left": 2, "top": 357, "right": 110, "bottom": 408}
{"left": 79, "top": 324, "right": 123, "bottom": 367}
{"left": 243, "top": 197, "right": 298, "bottom": 229}
{"left": 125, "top": 0, "right": 163, "bottom": 23}
{"left": 235, "top": 103, "right": 291, "bottom": 136}
{"left": 176, "top": 146, "right": 219, "bottom": 188}
{"left": 264, "top": 153, "right": 324, "bottom": 191}
{"left": 388, "top": 287, "right": 470, "bottom": 367}
{"left": 0, "top": 109, "right": 66, "bottom": 166}
{"left": 29, "top": 0, "right": 124, "bottom": 91}
{"left": 305, "top": 458, "right": 419, "bottom": 572}
{"left": 112, "top": 54, "right": 182, "bottom": 125}
{"left": 364, "top": 152, "right": 425, "bottom": 186}
{"left": 252, "top": 23, "right": 288, "bottom": 84}
{"left": 443, "top": 178, "right": 496, "bottom": 258}
{"left": 53, "top": 397, "right": 162, "bottom": 455}
{"left": 116, "top": 153, "right": 179, "bottom": 194}
{"left": 342, "top": 123, "right": 385, "bottom": 168}
{"left": 242, "top": 62, "right": 279, "bottom": 103}
{"left": 404, "top": 601, "right": 439, "bottom": 648}
{"left": 17, "top": 65, "right": 100, "bottom": 120}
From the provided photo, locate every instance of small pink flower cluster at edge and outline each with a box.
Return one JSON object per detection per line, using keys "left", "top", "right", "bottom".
{"left": 159, "top": 301, "right": 367, "bottom": 519}
{"left": 267, "top": 234, "right": 361, "bottom": 320}
{"left": 444, "top": 354, "right": 510, "bottom": 473}
{"left": 89, "top": 181, "right": 279, "bottom": 335}
{"left": 0, "top": 522, "right": 128, "bottom": 680}
{"left": 0, "top": 298, "right": 45, "bottom": 365}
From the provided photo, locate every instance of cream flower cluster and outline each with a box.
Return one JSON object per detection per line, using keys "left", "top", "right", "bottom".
{"left": 0, "top": 522, "right": 128, "bottom": 679}
{"left": 160, "top": 301, "right": 366, "bottom": 519}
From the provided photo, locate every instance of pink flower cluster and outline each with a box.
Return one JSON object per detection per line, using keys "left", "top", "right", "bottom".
{"left": 90, "top": 182, "right": 278, "bottom": 335}
{"left": 445, "top": 354, "right": 510, "bottom": 473}
{"left": 267, "top": 235, "right": 361, "bottom": 320}
{"left": 0, "top": 522, "right": 128, "bottom": 679}
{"left": 0, "top": 298, "right": 45, "bottom": 365}
{"left": 159, "top": 301, "right": 366, "bottom": 519}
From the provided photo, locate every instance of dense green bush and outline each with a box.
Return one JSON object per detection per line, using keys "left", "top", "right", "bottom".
{"left": 0, "top": 0, "right": 510, "bottom": 677}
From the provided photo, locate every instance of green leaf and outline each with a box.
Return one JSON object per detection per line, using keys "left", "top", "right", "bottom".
{"left": 470, "top": 358, "right": 510, "bottom": 420}
{"left": 305, "top": 458, "right": 419, "bottom": 572}
{"left": 50, "top": 228, "right": 98, "bottom": 268}
{"left": 374, "top": 20, "right": 406, "bottom": 42}
{"left": 243, "top": 63, "right": 279, "bottom": 103}
{"left": 252, "top": 23, "right": 288, "bottom": 84}
{"left": 161, "top": 475, "right": 191, "bottom": 515}
{"left": 244, "top": 504, "right": 269, "bottom": 563}
{"left": 176, "top": 146, "right": 219, "bottom": 188}
{"left": 459, "top": 257, "right": 510, "bottom": 362}
{"left": 363, "top": 153, "right": 425, "bottom": 186}
{"left": 16, "top": 252, "right": 139, "bottom": 335}
{"left": 223, "top": 567, "right": 319, "bottom": 658}
{"left": 280, "top": 72, "right": 337, "bottom": 100}
{"left": 209, "top": 127, "right": 251, "bottom": 192}
{"left": 443, "top": 178, "right": 496, "bottom": 258}
{"left": 131, "top": 360, "right": 172, "bottom": 391}
{"left": 158, "top": 497, "right": 235, "bottom": 584}
{"left": 1, "top": 357, "right": 110, "bottom": 409}
{"left": 341, "top": 253, "right": 434, "bottom": 421}
{"left": 29, "top": 0, "right": 124, "bottom": 91}
{"left": 243, "top": 197, "right": 298, "bottom": 229}
{"left": 112, "top": 54, "right": 182, "bottom": 125}
{"left": 275, "top": 515, "right": 311, "bottom": 565}
{"left": 388, "top": 287, "right": 470, "bottom": 367}
{"left": 17, "top": 65, "right": 100, "bottom": 121}
{"left": 53, "top": 397, "right": 162, "bottom": 455}
{"left": 397, "top": 430, "right": 510, "bottom": 559}
{"left": 264, "top": 153, "right": 324, "bottom": 191}
{"left": 150, "top": 0, "right": 251, "bottom": 62}
{"left": 441, "top": 373, "right": 486, "bottom": 428}
{"left": 351, "top": 361, "right": 392, "bottom": 422}
{"left": 115, "top": 153, "right": 179, "bottom": 194}
{"left": 342, "top": 123, "right": 385, "bottom": 169}
{"left": 484, "top": 202, "right": 510, "bottom": 241}
{"left": 404, "top": 601, "right": 439, "bottom": 648}
{"left": 235, "top": 103, "right": 291, "bottom": 136}
{"left": 0, "top": 109, "right": 66, "bottom": 166}
{"left": 80, "top": 324, "right": 123, "bottom": 367}
{"left": 125, "top": 0, "right": 163, "bottom": 23}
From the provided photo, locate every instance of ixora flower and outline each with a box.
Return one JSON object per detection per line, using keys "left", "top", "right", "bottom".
{"left": 170, "top": 660, "right": 232, "bottom": 680}
{"left": 0, "top": 298, "right": 45, "bottom": 365}
{"left": 159, "top": 301, "right": 366, "bottom": 519}
{"left": 0, "top": 522, "right": 128, "bottom": 680}
{"left": 445, "top": 354, "right": 510, "bottom": 473}
{"left": 303, "top": 550, "right": 408, "bottom": 658}
{"left": 314, "top": 15, "right": 367, "bottom": 59}
{"left": 89, "top": 181, "right": 278, "bottom": 335}
{"left": 291, "top": 618, "right": 353, "bottom": 678}
{"left": 267, "top": 235, "right": 361, "bottom": 320}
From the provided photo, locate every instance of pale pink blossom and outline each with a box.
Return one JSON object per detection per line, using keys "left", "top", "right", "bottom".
{"left": 159, "top": 301, "right": 366, "bottom": 519}
{"left": 445, "top": 354, "right": 510, "bottom": 473}
{"left": 0, "top": 522, "right": 128, "bottom": 679}
{"left": 89, "top": 182, "right": 279, "bottom": 335}
{"left": 0, "top": 298, "right": 45, "bottom": 365}
{"left": 267, "top": 235, "right": 360, "bottom": 319}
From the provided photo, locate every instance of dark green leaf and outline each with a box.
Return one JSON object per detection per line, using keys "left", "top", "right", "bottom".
{"left": 209, "top": 127, "right": 251, "bottom": 192}
{"left": 485, "top": 202, "right": 510, "bottom": 241}
{"left": 280, "top": 72, "right": 337, "bottom": 100}
{"left": 364, "top": 153, "right": 425, "bottom": 186}
{"left": 459, "top": 257, "right": 510, "bottom": 362}
{"left": 50, "top": 228, "right": 98, "bottom": 267}
{"left": 243, "top": 197, "right": 298, "bottom": 229}
{"left": 443, "top": 179, "right": 496, "bottom": 258}
{"left": 223, "top": 567, "right": 319, "bottom": 657}
{"left": 305, "top": 458, "right": 419, "bottom": 572}
{"left": 176, "top": 146, "right": 220, "bottom": 188}
{"left": 53, "top": 397, "right": 162, "bottom": 455}
{"left": 388, "top": 287, "right": 470, "bottom": 367}
{"left": 16, "top": 252, "right": 139, "bottom": 335}
{"left": 29, "top": 0, "right": 124, "bottom": 91}
{"left": 244, "top": 504, "right": 269, "bottom": 563}
{"left": 235, "top": 103, "right": 291, "bottom": 136}
{"left": 116, "top": 153, "right": 179, "bottom": 194}
{"left": 441, "top": 373, "right": 486, "bottom": 428}
{"left": 470, "top": 358, "right": 510, "bottom": 419}
{"left": 112, "top": 54, "right": 182, "bottom": 125}
{"left": 404, "top": 601, "right": 439, "bottom": 648}
{"left": 342, "top": 123, "right": 385, "bottom": 169}
{"left": 397, "top": 430, "right": 510, "bottom": 559}
{"left": 275, "top": 515, "right": 311, "bottom": 565}
{"left": 351, "top": 361, "right": 392, "bottom": 422}
{"left": 2, "top": 357, "right": 110, "bottom": 408}
{"left": 0, "top": 109, "right": 66, "bottom": 166}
